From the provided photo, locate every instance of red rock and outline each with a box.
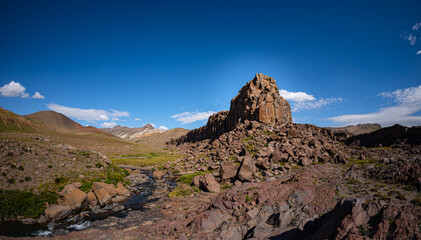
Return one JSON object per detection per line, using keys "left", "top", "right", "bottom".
{"left": 220, "top": 163, "right": 238, "bottom": 180}
{"left": 201, "top": 174, "right": 220, "bottom": 193}
{"left": 237, "top": 155, "right": 255, "bottom": 182}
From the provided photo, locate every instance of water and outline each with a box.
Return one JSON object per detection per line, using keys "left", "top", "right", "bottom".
{"left": 0, "top": 170, "right": 166, "bottom": 237}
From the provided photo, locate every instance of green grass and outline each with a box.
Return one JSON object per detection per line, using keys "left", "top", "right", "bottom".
{"left": 177, "top": 172, "right": 203, "bottom": 185}
{"left": 0, "top": 189, "right": 57, "bottom": 219}
{"left": 168, "top": 187, "right": 194, "bottom": 198}
{"left": 79, "top": 164, "right": 130, "bottom": 192}
{"left": 110, "top": 152, "right": 183, "bottom": 167}
{"left": 177, "top": 171, "right": 212, "bottom": 185}
{"left": 245, "top": 195, "right": 253, "bottom": 202}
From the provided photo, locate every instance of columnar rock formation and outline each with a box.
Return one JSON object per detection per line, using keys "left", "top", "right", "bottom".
{"left": 175, "top": 73, "right": 292, "bottom": 143}
{"left": 227, "top": 73, "right": 292, "bottom": 127}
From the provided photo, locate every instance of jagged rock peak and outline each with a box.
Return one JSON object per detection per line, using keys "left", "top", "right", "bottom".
{"left": 173, "top": 73, "right": 293, "bottom": 143}
{"left": 227, "top": 73, "right": 292, "bottom": 127}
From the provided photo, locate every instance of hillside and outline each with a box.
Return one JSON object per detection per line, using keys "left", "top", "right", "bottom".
{"left": 0, "top": 107, "right": 47, "bottom": 133}
{"left": 26, "top": 111, "right": 114, "bottom": 137}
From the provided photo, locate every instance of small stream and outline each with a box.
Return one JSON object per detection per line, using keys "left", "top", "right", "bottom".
{"left": 0, "top": 170, "right": 172, "bottom": 237}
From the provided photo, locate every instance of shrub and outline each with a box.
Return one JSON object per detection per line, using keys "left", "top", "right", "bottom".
{"left": 7, "top": 178, "right": 15, "bottom": 184}
{"left": 0, "top": 190, "right": 57, "bottom": 218}
{"left": 168, "top": 187, "right": 194, "bottom": 197}
{"left": 79, "top": 151, "right": 91, "bottom": 158}
{"left": 95, "top": 163, "right": 104, "bottom": 168}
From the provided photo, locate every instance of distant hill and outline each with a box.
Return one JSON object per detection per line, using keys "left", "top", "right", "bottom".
{"left": 0, "top": 107, "right": 47, "bottom": 132}
{"left": 133, "top": 127, "right": 189, "bottom": 147}
{"left": 345, "top": 124, "right": 421, "bottom": 147}
{"left": 103, "top": 124, "right": 164, "bottom": 140}
{"left": 25, "top": 111, "right": 115, "bottom": 137}
{"left": 329, "top": 123, "right": 382, "bottom": 135}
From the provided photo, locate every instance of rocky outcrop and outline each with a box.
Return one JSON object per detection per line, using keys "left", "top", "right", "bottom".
{"left": 173, "top": 73, "right": 292, "bottom": 143}
{"left": 228, "top": 73, "right": 292, "bottom": 126}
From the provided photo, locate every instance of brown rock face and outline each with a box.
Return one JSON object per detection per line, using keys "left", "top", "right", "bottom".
{"left": 174, "top": 73, "right": 292, "bottom": 143}
{"left": 227, "top": 73, "right": 292, "bottom": 127}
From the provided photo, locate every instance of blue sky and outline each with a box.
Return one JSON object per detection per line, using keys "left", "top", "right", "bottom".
{"left": 1, "top": 0, "right": 420, "bottom": 130}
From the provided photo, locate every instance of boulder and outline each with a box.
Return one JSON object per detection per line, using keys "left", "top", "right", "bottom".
{"left": 237, "top": 155, "right": 256, "bottom": 182}
{"left": 201, "top": 174, "right": 220, "bottom": 193}
{"left": 300, "top": 157, "right": 312, "bottom": 166}
{"left": 220, "top": 163, "right": 238, "bottom": 180}
{"left": 256, "top": 157, "right": 270, "bottom": 170}
{"left": 111, "top": 195, "right": 128, "bottom": 203}
{"left": 257, "top": 147, "right": 272, "bottom": 158}
{"left": 115, "top": 182, "right": 131, "bottom": 197}
{"left": 284, "top": 146, "right": 294, "bottom": 157}
{"left": 91, "top": 182, "right": 114, "bottom": 206}
{"left": 44, "top": 204, "right": 72, "bottom": 221}
{"left": 211, "top": 139, "right": 221, "bottom": 149}
{"left": 87, "top": 190, "right": 98, "bottom": 207}
{"left": 287, "top": 129, "right": 300, "bottom": 138}
{"left": 152, "top": 170, "right": 165, "bottom": 179}
{"left": 193, "top": 175, "right": 201, "bottom": 187}
{"left": 63, "top": 188, "right": 87, "bottom": 210}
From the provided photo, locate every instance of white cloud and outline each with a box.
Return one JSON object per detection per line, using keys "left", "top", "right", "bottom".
{"left": 279, "top": 89, "right": 316, "bottom": 102}
{"left": 413, "top": 22, "right": 421, "bottom": 31}
{"left": 403, "top": 33, "right": 417, "bottom": 45}
{"left": 100, "top": 122, "right": 117, "bottom": 128}
{"left": 158, "top": 126, "right": 168, "bottom": 131}
{"left": 279, "top": 89, "right": 342, "bottom": 112}
{"left": 329, "top": 85, "right": 421, "bottom": 127}
{"left": 292, "top": 98, "right": 342, "bottom": 112}
{"left": 149, "top": 123, "right": 156, "bottom": 127}
{"left": 46, "top": 103, "right": 130, "bottom": 122}
{"left": 31, "top": 92, "right": 45, "bottom": 99}
{"left": 417, "top": 50, "right": 421, "bottom": 55}
{"left": 171, "top": 111, "right": 216, "bottom": 124}
{"left": 134, "top": 118, "right": 142, "bottom": 121}
{"left": 0, "top": 81, "right": 29, "bottom": 98}
{"left": 110, "top": 109, "right": 130, "bottom": 118}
